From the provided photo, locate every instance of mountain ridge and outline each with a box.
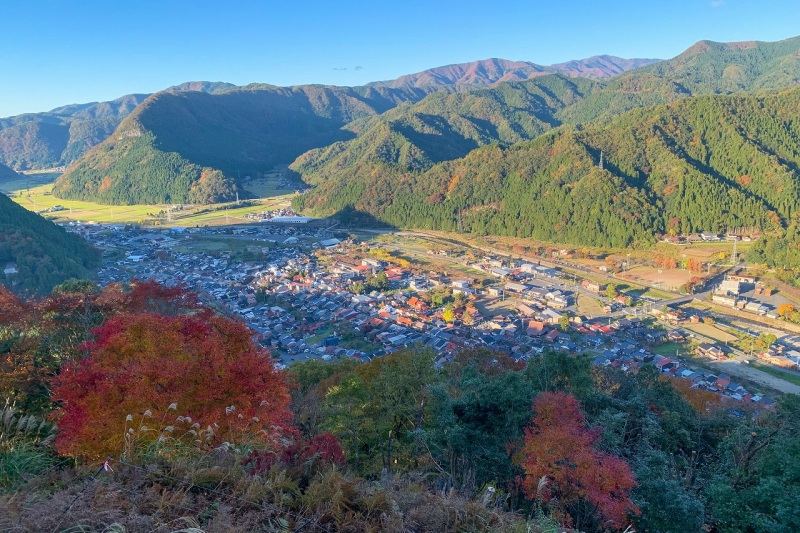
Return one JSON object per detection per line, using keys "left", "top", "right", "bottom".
{"left": 369, "top": 55, "right": 661, "bottom": 88}
{"left": 295, "top": 87, "right": 800, "bottom": 247}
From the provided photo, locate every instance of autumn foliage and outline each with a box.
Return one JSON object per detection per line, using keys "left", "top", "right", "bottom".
{"left": 517, "top": 392, "right": 638, "bottom": 530}
{"left": 52, "top": 311, "right": 294, "bottom": 460}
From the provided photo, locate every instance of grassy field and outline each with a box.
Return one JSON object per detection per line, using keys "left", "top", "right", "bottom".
{"left": 0, "top": 171, "right": 60, "bottom": 192}
{"left": 684, "top": 322, "right": 739, "bottom": 343}
{"left": 8, "top": 178, "right": 296, "bottom": 227}
{"left": 652, "top": 342, "right": 687, "bottom": 357}
{"left": 751, "top": 362, "right": 800, "bottom": 387}
{"left": 577, "top": 293, "right": 604, "bottom": 315}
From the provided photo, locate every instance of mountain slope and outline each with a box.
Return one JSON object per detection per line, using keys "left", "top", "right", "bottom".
{"left": 292, "top": 74, "right": 597, "bottom": 180}
{"left": 372, "top": 56, "right": 660, "bottom": 88}
{"left": 0, "top": 194, "right": 99, "bottom": 295}
{"left": 0, "top": 94, "right": 149, "bottom": 170}
{"left": 639, "top": 35, "right": 800, "bottom": 93}
{"left": 0, "top": 83, "right": 238, "bottom": 171}
{"left": 295, "top": 87, "right": 800, "bottom": 247}
{"left": 558, "top": 35, "right": 800, "bottom": 125}
{"left": 53, "top": 84, "right": 436, "bottom": 205}
{"left": 0, "top": 162, "right": 22, "bottom": 183}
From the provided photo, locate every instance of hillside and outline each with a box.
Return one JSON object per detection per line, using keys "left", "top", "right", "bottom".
{"left": 640, "top": 35, "right": 800, "bottom": 93}
{"left": 0, "top": 162, "right": 21, "bottom": 183}
{"left": 296, "top": 88, "right": 800, "bottom": 248}
{"left": 372, "top": 56, "right": 660, "bottom": 88}
{"left": 558, "top": 35, "right": 800, "bottom": 124}
{"left": 0, "top": 94, "right": 149, "bottom": 170}
{"left": 0, "top": 193, "right": 99, "bottom": 295}
{"left": 0, "top": 83, "right": 237, "bottom": 171}
{"left": 292, "top": 74, "right": 597, "bottom": 178}
{"left": 53, "top": 84, "right": 437, "bottom": 205}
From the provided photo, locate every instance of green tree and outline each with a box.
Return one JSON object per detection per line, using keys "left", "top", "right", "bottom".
{"left": 606, "top": 283, "right": 618, "bottom": 299}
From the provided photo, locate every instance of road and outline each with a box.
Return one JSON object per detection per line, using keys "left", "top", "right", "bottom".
{"left": 659, "top": 321, "right": 800, "bottom": 394}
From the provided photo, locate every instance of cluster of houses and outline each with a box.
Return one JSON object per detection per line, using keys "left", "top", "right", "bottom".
{"left": 64, "top": 221, "right": 787, "bottom": 406}
{"left": 660, "top": 232, "right": 760, "bottom": 244}
{"left": 243, "top": 207, "right": 309, "bottom": 223}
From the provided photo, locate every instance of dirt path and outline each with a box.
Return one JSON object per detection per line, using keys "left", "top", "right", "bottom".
{"left": 704, "top": 359, "right": 800, "bottom": 395}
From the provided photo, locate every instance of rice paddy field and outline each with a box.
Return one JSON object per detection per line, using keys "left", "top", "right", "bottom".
{"left": 4, "top": 173, "right": 296, "bottom": 227}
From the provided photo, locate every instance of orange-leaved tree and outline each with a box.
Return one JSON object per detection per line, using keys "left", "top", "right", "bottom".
{"left": 52, "top": 311, "right": 294, "bottom": 461}
{"left": 517, "top": 392, "right": 638, "bottom": 531}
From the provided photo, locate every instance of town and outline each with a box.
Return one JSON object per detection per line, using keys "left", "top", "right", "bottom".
{"left": 60, "top": 217, "right": 800, "bottom": 407}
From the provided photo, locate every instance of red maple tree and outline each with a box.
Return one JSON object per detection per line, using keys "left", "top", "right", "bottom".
{"left": 517, "top": 392, "right": 638, "bottom": 530}
{"left": 52, "top": 311, "right": 295, "bottom": 461}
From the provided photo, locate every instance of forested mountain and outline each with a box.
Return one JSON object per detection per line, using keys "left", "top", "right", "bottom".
{"left": 0, "top": 83, "right": 237, "bottom": 171}
{"left": 558, "top": 35, "right": 800, "bottom": 124}
{"left": 296, "top": 87, "right": 800, "bottom": 247}
{"left": 36, "top": 33, "right": 800, "bottom": 227}
{"left": 0, "top": 193, "right": 99, "bottom": 295}
{"left": 53, "top": 84, "right": 439, "bottom": 205}
{"left": 371, "top": 56, "right": 660, "bottom": 88}
{"left": 640, "top": 35, "right": 800, "bottom": 93}
{"left": 0, "top": 94, "right": 149, "bottom": 170}
{"left": 292, "top": 75, "right": 597, "bottom": 177}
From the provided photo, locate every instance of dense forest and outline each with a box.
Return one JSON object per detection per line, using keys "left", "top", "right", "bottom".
{"left": 296, "top": 88, "right": 800, "bottom": 247}
{"left": 53, "top": 85, "right": 441, "bottom": 204}
{"left": 0, "top": 94, "right": 148, "bottom": 170}
{"left": 0, "top": 83, "right": 238, "bottom": 171}
{"left": 0, "top": 193, "right": 99, "bottom": 295}
{"left": 51, "top": 35, "right": 800, "bottom": 214}
{"left": 2, "top": 281, "right": 799, "bottom": 532}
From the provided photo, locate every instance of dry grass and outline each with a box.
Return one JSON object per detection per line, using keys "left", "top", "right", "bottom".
{"left": 0, "top": 458, "right": 548, "bottom": 533}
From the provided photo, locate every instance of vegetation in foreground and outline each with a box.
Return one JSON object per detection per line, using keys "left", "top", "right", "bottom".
{"left": 2, "top": 280, "right": 800, "bottom": 532}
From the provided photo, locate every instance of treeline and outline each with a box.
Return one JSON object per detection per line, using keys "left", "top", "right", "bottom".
{"left": 296, "top": 88, "right": 800, "bottom": 247}
{"left": 0, "top": 194, "right": 99, "bottom": 295}
{"left": 747, "top": 222, "right": 800, "bottom": 287}
{"left": 2, "top": 281, "right": 800, "bottom": 532}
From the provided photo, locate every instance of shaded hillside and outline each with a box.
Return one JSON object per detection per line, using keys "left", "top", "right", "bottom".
{"left": 296, "top": 88, "right": 800, "bottom": 248}
{"left": 0, "top": 194, "right": 99, "bottom": 295}
{"left": 0, "top": 94, "right": 148, "bottom": 170}
{"left": 0, "top": 162, "right": 21, "bottom": 182}
{"left": 372, "top": 56, "right": 659, "bottom": 88}
{"left": 292, "top": 75, "right": 597, "bottom": 178}
{"left": 0, "top": 84, "right": 237, "bottom": 171}
{"left": 53, "top": 85, "right": 436, "bottom": 205}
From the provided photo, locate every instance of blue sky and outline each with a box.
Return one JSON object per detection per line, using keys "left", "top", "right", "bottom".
{"left": 1, "top": 0, "right": 799, "bottom": 117}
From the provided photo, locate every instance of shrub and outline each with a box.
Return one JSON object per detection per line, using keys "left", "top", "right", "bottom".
{"left": 51, "top": 311, "right": 295, "bottom": 461}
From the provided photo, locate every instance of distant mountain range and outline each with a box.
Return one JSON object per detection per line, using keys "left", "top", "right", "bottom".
{"left": 5, "top": 35, "right": 800, "bottom": 254}
{"left": 0, "top": 53, "right": 656, "bottom": 173}
{"left": 0, "top": 83, "right": 235, "bottom": 171}
{"left": 369, "top": 56, "right": 660, "bottom": 88}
